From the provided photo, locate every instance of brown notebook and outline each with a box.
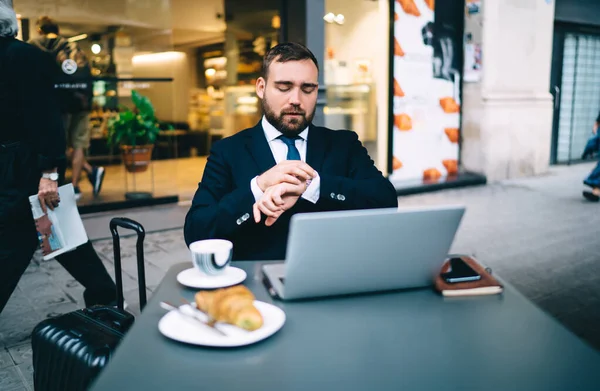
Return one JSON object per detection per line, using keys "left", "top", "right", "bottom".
{"left": 435, "top": 255, "right": 503, "bottom": 297}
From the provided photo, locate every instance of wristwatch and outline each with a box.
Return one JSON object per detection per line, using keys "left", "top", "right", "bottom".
{"left": 42, "top": 172, "right": 59, "bottom": 181}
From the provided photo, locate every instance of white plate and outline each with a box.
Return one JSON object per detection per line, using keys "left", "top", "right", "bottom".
{"left": 158, "top": 301, "right": 286, "bottom": 347}
{"left": 176, "top": 266, "right": 246, "bottom": 289}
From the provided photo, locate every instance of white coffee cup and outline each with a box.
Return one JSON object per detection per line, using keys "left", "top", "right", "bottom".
{"left": 189, "top": 239, "right": 233, "bottom": 275}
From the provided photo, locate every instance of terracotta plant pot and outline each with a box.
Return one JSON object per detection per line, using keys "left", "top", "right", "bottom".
{"left": 120, "top": 145, "right": 154, "bottom": 173}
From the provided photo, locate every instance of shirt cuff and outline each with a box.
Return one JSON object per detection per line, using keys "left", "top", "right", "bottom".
{"left": 250, "top": 176, "right": 264, "bottom": 202}
{"left": 302, "top": 172, "right": 320, "bottom": 204}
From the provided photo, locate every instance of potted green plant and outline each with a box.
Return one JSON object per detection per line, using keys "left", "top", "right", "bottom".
{"left": 107, "top": 90, "right": 162, "bottom": 173}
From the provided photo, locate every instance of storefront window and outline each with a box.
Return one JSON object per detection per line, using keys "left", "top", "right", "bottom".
{"left": 323, "top": 0, "right": 389, "bottom": 171}
{"left": 13, "top": 0, "right": 281, "bottom": 207}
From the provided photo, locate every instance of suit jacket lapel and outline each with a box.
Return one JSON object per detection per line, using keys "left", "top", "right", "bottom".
{"left": 246, "top": 122, "right": 277, "bottom": 174}
{"left": 306, "top": 124, "right": 327, "bottom": 172}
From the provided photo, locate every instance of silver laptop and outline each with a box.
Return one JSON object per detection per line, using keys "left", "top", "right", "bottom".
{"left": 262, "top": 205, "right": 465, "bottom": 300}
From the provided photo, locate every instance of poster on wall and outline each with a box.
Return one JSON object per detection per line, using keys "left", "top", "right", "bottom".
{"left": 389, "top": 0, "right": 462, "bottom": 185}
{"left": 463, "top": 42, "right": 481, "bottom": 82}
{"left": 466, "top": 0, "right": 481, "bottom": 15}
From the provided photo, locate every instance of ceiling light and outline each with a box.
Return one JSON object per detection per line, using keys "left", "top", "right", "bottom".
{"left": 132, "top": 51, "right": 186, "bottom": 64}
{"left": 334, "top": 14, "right": 345, "bottom": 25}
{"left": 323, "top": 13, "right": 335, "bottom": 23}
{"left": 271, "top": 15, "right": 281, "bottom": 29}
{"left": 68, "top": 33, "right": 88, "bottom": 43}
{"left": 91, "top": 44, "right": 101, "bottom": 54}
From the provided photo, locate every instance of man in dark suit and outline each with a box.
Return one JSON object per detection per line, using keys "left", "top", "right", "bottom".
{"left": 184, "top": 43, "right": 398, "bottom": 260}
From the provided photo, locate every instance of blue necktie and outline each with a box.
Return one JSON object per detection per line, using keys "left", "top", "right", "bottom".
{"left": 279, "top": 135, "right": 301, "bottom": 160}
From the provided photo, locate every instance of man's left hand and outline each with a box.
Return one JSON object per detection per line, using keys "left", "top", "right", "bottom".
{"left": 253, "top": 181, "right": 306, "bottom": 226}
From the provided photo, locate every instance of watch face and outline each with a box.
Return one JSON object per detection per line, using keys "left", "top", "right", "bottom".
{"left": 44, "top": 173, "right": 59, "bottom": 180}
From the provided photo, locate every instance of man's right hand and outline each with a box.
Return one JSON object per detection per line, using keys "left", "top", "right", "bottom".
{"left": 38, "top": 177, "right": 60, "bottom": 213}
{"left": 257, "top": 161, "right": 317, "bottom": 192}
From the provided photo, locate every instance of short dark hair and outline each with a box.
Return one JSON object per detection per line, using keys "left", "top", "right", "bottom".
{"left": 261, "top": 42, "right": 319, "bottom": 79}
{"left": 37, "top": 16, "right": 59, "bottom": 35}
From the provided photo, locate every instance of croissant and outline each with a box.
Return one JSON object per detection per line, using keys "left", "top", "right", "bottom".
{"left": 442, "top": 159, "right": 458, "bottom": 176}
{"left": 444, "top": 128, "right": 459, "bottom": 143}
{"left": 423, "top": 168, "right": 442, "bottom": 181}
{"left": 397, "top": 0, "right": 421, "bottom": 16}
{"left": 394, "top": 79, "right": 405, "bottom": 97}
{"left": 393, "top": 156, "right": 403, "bottom": 170}
{"left": 394, "top": 38, "right": 405, "bottom": 57}
{"left": 195, "top": 285, "right": 264, "bottom": 331}
{"left": 394, "top": 114, "right": 412, "bottom": 131}
{"left": 439, "top": 97, "right": 460, "bottom": 113}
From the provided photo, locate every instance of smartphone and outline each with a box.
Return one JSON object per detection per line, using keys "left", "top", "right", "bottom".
{"left": 441, "top": 257, "right": 481, "bottom": 283}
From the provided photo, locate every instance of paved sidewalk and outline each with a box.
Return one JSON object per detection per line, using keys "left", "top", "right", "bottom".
{"left": 1, "top": 162, "right": 599, "bottom": 390}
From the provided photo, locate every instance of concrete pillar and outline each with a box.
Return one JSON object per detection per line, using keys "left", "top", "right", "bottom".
{"left": 461, "top": 0, "right": 556, "bottom": 181}
{"left": 282, "top": 0, "right": 326, "bottom": 126}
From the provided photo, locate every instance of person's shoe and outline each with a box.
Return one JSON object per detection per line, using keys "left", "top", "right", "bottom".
{"left": 88, "top": 166, "right": 105, "bottom": 197}
{"left": 582, "top": 191, "right": 600, "bottom": 202}
{"left": 74, "top": 186, "right": 82, "bottom": 201}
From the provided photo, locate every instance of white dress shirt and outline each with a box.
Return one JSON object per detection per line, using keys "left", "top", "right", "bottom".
{"left": 250, "top": 116, "right": 321, "bottom": 204}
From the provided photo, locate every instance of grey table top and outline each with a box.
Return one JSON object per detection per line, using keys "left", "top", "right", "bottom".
{"left": 90, "top": 261, "right": 600, "bottom": 391}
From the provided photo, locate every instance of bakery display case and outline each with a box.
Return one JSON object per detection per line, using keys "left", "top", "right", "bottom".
{"left": 223, "top": 85, "right": 261, "bottom": 137}
{"left": 188, "top": 87, "right": 225, "bottom": 132}
{"left": 323, "top": 83, "right": 377, "bottom": 143}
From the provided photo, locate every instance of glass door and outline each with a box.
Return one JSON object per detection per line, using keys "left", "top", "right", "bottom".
{"left": 551, "top": 26, "right": 600, "bottom": 164}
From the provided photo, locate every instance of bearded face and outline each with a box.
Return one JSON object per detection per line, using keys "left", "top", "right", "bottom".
{"left": 255, "top": 58, "right": 319, "bottom": 137}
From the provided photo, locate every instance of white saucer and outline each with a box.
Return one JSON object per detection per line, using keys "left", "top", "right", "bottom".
{"left": 158, "top": 301, "right": 286, "bottom": 347}
{"left": 176, "top": 266, "right": 247, "bottom": 289}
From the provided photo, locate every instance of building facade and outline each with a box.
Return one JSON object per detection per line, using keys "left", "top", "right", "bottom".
{"left": 12, "top": 0, "right": 598, "bottom": 210}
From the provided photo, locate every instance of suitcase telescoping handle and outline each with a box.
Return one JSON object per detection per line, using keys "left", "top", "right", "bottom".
{"left": 110, "top": 218, "right": 147, "bottom": 311}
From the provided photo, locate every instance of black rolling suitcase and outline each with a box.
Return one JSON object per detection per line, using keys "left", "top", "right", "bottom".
{"left": 31, "top": 217, "right": 148, "bottom": 391}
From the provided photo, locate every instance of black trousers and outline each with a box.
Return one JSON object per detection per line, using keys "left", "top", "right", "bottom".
{"left": 0, "top": 206, "right": 38, "bottom": 314}
{"left": 0, "top": 144, "right": 116, "bottom": 315}
{"left": 0, "top": 214, "right": 117, "bottom": 316}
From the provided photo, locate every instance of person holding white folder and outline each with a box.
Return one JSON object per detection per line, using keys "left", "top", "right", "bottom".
{"left": 0, "top": 0, "right": 116, "bottom": 315}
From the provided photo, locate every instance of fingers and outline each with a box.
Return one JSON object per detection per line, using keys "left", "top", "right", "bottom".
{"left": 282, "top": 161, "right": 317, "bottom": 178}
{"left": 38, "top": 181, "right": 60, "bottom": 212}
{"left": 253, "top": 180, "right": 305, "bottom": 226}
{"left": 40, "top": 237, "right": 51, "bottom": 255}
{"left": 257, "top": 199, "right": 281, "bottom": 217}
{"left": 280, "top": 182, "right": 306, "bottom": 197}
{"left": 253, "top": 203, "right": 261, "bottom": 223}
{"left": 47, "top": 196, "right": 56, "bottom": 211}
{"left": 265, "top": 210, "right": 284, "bottom": 227}
{"left": 288, "top": 167, "right": 313, "bottom": 182}
{"left": 265, "top": 215, "right": 279, "bottom": 227}
{"left": 39, "top": 195, "right": 48, "bottom": 214}
{"left": 272, "top": 189, "right": 284, "bottom": 206}
{"left": 253, "top": 183, "right": 288, "bottom": 224}
{"left": 261, "top": 161, "right": 317, "bottom": 189}
{"left": 281, "top": 174, "right": 301, "bottom": 186}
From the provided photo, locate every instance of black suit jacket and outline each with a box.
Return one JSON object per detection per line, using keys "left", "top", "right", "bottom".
{"left": 184, "top": 122, "right": 398, "bottom": 260}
